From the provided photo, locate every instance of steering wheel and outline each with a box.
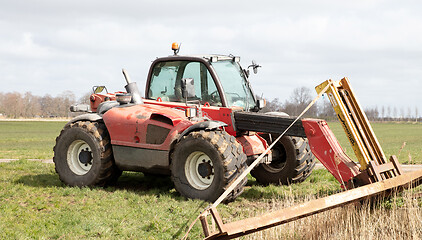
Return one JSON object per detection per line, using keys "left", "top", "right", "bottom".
{"left": 226, "top": 92, "right": 241, "bottom": 98}
{"left": 209, "top": 90, "right": 221, "bottom": 103}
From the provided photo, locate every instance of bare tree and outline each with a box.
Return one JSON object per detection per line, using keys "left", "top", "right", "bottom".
{"left": 3, "top": 92, "right": 24, "bottom": 118}
{"left": 260, "top": 97, "right": 283, "bottom": 113}
{"left": 317, "top": 97, "right": 335, "bottom": 120}
{"left": 56, "top": 91, "right": 76, "bottom": 117}
{"left": 393, "top": 107, "right": 397, "bottom": 120}
{"left": 400, "top": 107, "right": 405, "bottom": 120}
{"left": 381, "top": 106, "right": 385, "bottom": 121}
{"left": 0, "top": 90, "right": 78, "bottom": 118}
{"left": 282, "top": 87, "right": 317, "bottom": 117}
{"left": 23, "top": 92, "right": 43, "bottom": 118}
{"left": 78, "top": 92, "right": 92, "bottom": 105}
{"left": 365, "top": 107, "right": 379, "bottom": 121}
{"left": 0, "top": 93, "right": 4, "bottom": 116}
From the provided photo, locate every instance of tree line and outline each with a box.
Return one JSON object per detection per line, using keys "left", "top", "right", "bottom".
{"left": 259, "top": 86, "right": 421, "bottom": 122}
{"left": 0, "top": 91, "right": 84, "bottom": 118}
{"left": 0, "top": 88, "right": 419, "bottom": 122}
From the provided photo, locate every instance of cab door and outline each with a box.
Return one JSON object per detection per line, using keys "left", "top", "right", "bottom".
{"left": 147, "top": 60, "right": 222, "bottom": 107}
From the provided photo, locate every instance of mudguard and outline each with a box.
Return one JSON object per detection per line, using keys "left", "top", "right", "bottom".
{"left": 66, "top": 113, "right": 102, "bottom": 126}
{"left": 176, "top": 120, "right": 228, "bottom": 142}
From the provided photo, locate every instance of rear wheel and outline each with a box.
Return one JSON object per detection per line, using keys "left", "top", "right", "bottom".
{"left": 251, "top": 135, "right": 315, "bottom": 185}
{"left": 171, "top": 130, "right": 247, "bottom": 202}
{"left": 53, "top": 121, "right": 120, "bottom": 186}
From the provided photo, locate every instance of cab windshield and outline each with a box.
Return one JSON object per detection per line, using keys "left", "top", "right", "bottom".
{"left": 211, "top": 60, "right": 256, "bottom": 111}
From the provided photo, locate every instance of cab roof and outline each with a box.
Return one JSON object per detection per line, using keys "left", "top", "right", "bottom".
{"left": 158, "top": 54, "right": 240, "bottom": 63}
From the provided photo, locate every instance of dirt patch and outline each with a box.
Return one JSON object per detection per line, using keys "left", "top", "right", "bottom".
{"left": 0, "top": 159, "right": 53, "bottom": 163}
{"left": 0, "top": 118, "right": 69, "bottom": 122}
{"left": 0, "top": 159, "right": 19, "bottom": 163}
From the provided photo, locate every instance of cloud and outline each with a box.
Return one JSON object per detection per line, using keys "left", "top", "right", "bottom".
{"left": 0, "top": 0, "right": 421, "bottom": 112}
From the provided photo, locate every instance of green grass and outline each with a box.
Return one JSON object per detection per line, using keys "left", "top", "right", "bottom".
{"left": 0, "top": 121, "right": 421, "bottom": 239}
{"left": 1, "top": 161, "right": 420, "bottom": 239}
{"left": 327, "top": 121, "right": 422, "bottom": 164}
{"left": 0, "top": 121, "right": 66, "bottom": 159}
{"left": 0, "top": 160, "right": 341, "bottom": 239}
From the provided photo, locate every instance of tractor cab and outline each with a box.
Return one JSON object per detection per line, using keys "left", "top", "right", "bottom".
{"left": 145, "top": 54, "right": 263, "bottom": 112}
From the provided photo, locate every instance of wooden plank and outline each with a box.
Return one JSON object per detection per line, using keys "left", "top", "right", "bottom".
{"left": 204, "top": 169, "right": 422, "bottom": 240}
{"left": 390, "top": 155, "right": 403, "bottom": 175}
{"left": 373, "top": 162, "right": 395, "bottom": 174}
{"left": 210, "top": 207, "right": 226, "bottom": 234}
{"left": 369, "top": 161, "right": 382, "bottom": 181}
{"left": 200, "top": 215, "right": 210, "bottom": 237}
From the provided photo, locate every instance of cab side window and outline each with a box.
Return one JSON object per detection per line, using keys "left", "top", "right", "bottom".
{"left": 182, "top": 62, "right": 202, "bottom": 100}
{"left": 148, "top": 61, "right": 221, "bottom": 106}
{"left": 148, "top": 61, "right": 180, "bottom": 102}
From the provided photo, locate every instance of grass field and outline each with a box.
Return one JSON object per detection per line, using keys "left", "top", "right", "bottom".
{"left": 327, "top": 121, "right": 422, "bottom": 164}
{"left": 1, "top": 120, "right": 421, "bottom": 163}
{"left": 0, "top": 121, "right": 421, "bottom": 239}
{"left": 0, "top": 121, "right": 65, "bottom": 160}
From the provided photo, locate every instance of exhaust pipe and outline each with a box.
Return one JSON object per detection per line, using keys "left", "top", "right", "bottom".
{"left": 122, "top": 68, "right": 143, "bottom": 104}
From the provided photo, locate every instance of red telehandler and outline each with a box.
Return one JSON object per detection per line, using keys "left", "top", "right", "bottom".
{"left": 55, "top": 43, "right": 316, "bottom": 202}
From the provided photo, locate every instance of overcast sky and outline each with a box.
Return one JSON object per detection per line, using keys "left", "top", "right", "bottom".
{"left": 1, "top": 0, "right": 421, "bottom": 116}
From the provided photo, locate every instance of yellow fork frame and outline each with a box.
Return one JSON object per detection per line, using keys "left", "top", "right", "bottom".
{"left": 316, "top": 77, "right": 387, "bottom": 171}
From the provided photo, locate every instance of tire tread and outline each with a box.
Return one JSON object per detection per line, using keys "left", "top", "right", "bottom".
{"left": 53, "top": 121, "right": 121, "bottom": 187}
{"left": 171, "top": 130, "right": 247, "bottom": 202}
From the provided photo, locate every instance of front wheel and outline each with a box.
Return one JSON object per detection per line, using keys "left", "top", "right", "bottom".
{"left": 171, "top": 130, "right": 247, "bottom": 202}
{"left": 53, "top": 121, "right": 120, "bottom": 186}
{"left": 251, "top": 135, "right": 315, "bottom": 185}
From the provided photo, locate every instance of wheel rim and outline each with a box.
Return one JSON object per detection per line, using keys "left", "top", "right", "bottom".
{"left": 184, "top": 151, "right": 214, "bottom": 190}
{"left": 67, "top": 140, "right": 93, "bottom": 175}
{"left": 262, "top": 145, "right": 287, "bottom": 173}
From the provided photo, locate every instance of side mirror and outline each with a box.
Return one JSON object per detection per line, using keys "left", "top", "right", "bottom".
{"left": 256, "top": 99, "right": 266, "bottom": 110}
{"left": 93, "top": 86, "right": 108, "bottom": 94}
{"left": 181, "top": 78, "right": 195, "bottom": 98}
{"left": 248, "top": 60, "right": 262, "bottom": 74}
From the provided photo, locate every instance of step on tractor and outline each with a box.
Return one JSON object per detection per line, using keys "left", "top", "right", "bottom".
{"left": 55, "top": 43, "right": 422, "bottom": 239}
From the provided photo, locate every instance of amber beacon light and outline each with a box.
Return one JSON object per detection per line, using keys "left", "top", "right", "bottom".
{"left": 172, "top": 42, "right": 180, "bottom": 55}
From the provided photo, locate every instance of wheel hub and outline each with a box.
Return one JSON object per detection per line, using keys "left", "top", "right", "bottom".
{"left": 184, "top": 151, "right": 214, "bottom": 190}
{"left": 79, "top": 149, "right": 92, "bottom": 165}
{"left": 263, "top": 146, "right": 287, "bottom": 172}
{"left": 67, "top": 140, "right": 93, "bottom": 175}
{"left": 198, "top": 161, "right": 213, "bottom": 178}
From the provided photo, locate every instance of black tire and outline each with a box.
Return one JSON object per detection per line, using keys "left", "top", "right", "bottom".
{"left": 251, "top": 135, "right": 315, "bottom": 185}
{"left": 53, "top": 121, "right": 120, "bottom": 186}
{"left": 171, "top": 130, "right": 247, "bottom": 202}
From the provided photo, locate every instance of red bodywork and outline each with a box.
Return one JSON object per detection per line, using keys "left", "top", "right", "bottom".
{"left": 143, "top": 99, "right": 238, "bottom": 135}
{"left": 102, "top": 104, "right": 189, "bottom": 150}
{"left": 236, "top": 134, "right": 269, "bottom": 157}
{"left": 97, "top": 97, "right": 268, "bottom": 158}
{"left": 302, "top": 119, "right": 361, "bottom": 188}
{"left": 90, "top": 92, "right": 126, "bottom": 112}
